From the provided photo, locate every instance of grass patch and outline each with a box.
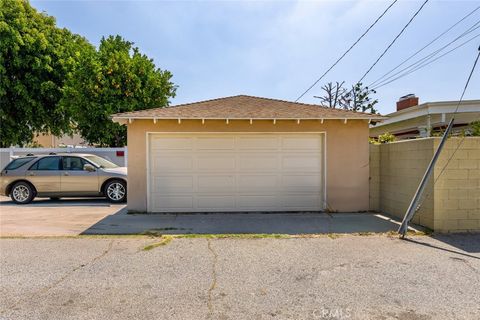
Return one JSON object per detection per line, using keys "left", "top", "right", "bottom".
{"left": 174, "top": 233, "right": 290, "bottom": 239}
{"left": 142, "top": 236, "right": 173, "bottom": 251}
{"left": 327, "top": 233, "right": 342, "bottom": 239}
{"left": 385, "top": 230, "right": 429, "bottom": 238}
{"left": 145, "top": 227, "right": 192, "bottom": 232}
{"left": 140, "top": 230, "right": 164, "bottom": 237}
{"left": 416, "top": 229, "right": 432, "bottom": 236}
{"left": 1, "top": 230, "right": 431, "bottom": 240}
{"left": 356, "top": 232, "right": 375, "bottom": 236}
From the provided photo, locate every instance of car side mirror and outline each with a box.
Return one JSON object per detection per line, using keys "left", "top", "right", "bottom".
{"left": 83, "top": 164, "right": 96, "bottom": 172}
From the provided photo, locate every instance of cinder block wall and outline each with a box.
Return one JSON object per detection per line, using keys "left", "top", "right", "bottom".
{"left": 375, "top": 139, "right": 435, "bottom": 229}
{"left": 369, "top": 137, "right": 480, "bottom": 232}
{"left": 433, "top": 138, "right": 480, "bottom": 232}
{"left": 369, "top": 144, "right": 380, "bottom": 211}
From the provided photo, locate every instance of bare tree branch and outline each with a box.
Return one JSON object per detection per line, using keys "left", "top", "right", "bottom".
{"left": 316, "top": 82, "right": 378, "bottom": 114}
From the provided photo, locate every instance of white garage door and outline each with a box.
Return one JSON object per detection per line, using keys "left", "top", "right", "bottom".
{"left": 148, "top": 133, "right": 325, "bottom": 212}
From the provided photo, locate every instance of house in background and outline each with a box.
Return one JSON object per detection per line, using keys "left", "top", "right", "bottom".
{"left": 33, "top": 132, "right": 88, "bottom": 147}
{"left": 370, "top": 95, "right": 479, "bottom": 139}
{"left": 113, "top": 95, "right": 385, "bottom": 213}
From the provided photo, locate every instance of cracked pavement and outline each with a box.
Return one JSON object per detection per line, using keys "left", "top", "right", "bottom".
{"left": 207, "top": 238, "right": 219, "bottom": 319}
{"left": 1, "top": 234, "right": 479, "bottom": 320}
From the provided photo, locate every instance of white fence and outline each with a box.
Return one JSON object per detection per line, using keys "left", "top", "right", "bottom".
{"left": 0, "top": 147, "right": 127, "bottom": 170}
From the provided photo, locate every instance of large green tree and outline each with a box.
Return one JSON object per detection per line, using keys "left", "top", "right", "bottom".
{"left": 62, "top": 35, "right": 177, "bottom": 147}
{"left": 0, "top": 0, "right": 92, "bottom": 147}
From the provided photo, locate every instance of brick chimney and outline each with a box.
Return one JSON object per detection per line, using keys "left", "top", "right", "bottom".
{"left": 396, "top": 94, "right": 419, "bottom": 111}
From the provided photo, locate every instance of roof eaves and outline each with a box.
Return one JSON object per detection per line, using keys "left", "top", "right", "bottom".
{"left": 111, "top": 95, "right": 384, "bottom": 118}
{"left": 111, "top": 115, "right": 387, "bottom": 121}
{"left": 383, "top": 99, "right": 480, "bottom": 116}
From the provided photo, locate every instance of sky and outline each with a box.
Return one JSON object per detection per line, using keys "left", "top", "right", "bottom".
{"left": 30, "top": 0, "right": 480, "bottom": 115}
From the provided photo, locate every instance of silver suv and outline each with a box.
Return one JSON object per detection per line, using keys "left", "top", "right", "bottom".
{"left": 0, "top": 154, "right": 127, "bottom": 204}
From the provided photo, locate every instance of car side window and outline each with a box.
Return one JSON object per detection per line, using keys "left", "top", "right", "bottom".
{"left": 5, "top": 157, "right": 37, "bottom": 170}
{"left": 30, "top": 157, "right": 61, "bottom": 171}
{"left": 62, "top": 157, "right": 87, "bottom": 171}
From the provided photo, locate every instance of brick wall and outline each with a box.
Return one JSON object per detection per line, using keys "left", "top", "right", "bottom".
{"left": 369, "top": 137, "right": 480, "bottom": 233}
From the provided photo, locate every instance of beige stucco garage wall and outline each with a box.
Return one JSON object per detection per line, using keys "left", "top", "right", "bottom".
{"left": 126, "top": 119, "right": 370, "bottom": 212}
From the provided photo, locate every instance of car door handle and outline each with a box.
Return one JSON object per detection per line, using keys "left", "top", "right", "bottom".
{"left": 63, "top": 172, "right": 69, "bottom": 176}
{"left": 27, "top": 172, "right": 35, "bottom": 176}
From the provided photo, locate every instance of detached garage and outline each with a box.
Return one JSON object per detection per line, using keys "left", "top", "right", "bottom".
{"left": 113, "top": 95, "right": 384, "bottom": 213}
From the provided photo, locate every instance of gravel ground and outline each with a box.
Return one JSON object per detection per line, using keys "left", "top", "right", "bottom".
{"left": 0, "top": 234, "right": 479, "bottom": 320}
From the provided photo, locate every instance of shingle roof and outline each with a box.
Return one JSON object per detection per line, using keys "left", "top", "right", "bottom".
{"left": 112, "top": 95, "right": 386, "bottom": 120}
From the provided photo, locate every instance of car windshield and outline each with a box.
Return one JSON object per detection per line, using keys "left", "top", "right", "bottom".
{"left": 83, "top": 155, "right": 118, "bottom": 169}
{"left": 4, "top": 157, "right": 36, "bottom": 170}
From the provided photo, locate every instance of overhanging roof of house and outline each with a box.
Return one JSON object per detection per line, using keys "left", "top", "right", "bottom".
{"left": 112, "top": 95, "right": 386, "bottom": 123}
{"left": 374, "top": 100, "right": 480, "bottom": 128}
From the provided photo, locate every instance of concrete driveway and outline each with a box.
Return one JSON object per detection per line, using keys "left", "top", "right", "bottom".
{"left": 0, "top": 196, "right": 125, "bottom": 237}
{"left": 1, "top": 234, "right": 479, "bottom": 320}
{"left": 0, "top": 196, "right": 418, "bottom": 236}
{"left": 84, "top": 211, "right": 409, "bottom": 235}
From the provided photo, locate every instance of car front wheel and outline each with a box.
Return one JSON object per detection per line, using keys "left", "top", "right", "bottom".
{"left": 10, "top": 182, "right": 35, "bottom": 204}
{"left": 105, "top": 180, "right": 127, "bottom": 203}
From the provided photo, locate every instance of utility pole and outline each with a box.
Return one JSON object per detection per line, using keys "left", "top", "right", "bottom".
{"left": 398, "top": 119, "right": 454, "bottom": 238}
{"left": 398, "top": 45, "right": 480, "bottom": 238}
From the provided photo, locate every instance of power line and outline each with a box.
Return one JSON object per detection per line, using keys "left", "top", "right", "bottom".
{"left": 371, "top": 22, "right": 480, "bottom": 89}
{"left": 370, "top": 19, "right": 480, "bottom": 89}
{"left": 340, "top": 0, "right": 431, "bottom": 103}
{"left": 316, "top": 0, "right": 430, "bottom": 106}
{"left": 372, "top": 32, "right": 480, "bottom": 90}
{"left": 294, "top": 0, "right": 398, "bottom": 102}
{"left": 369, "top": 6, "right": 480, "bottom": 88}
{"left": 356, "top": 0, "right": 430, "bottom": 84}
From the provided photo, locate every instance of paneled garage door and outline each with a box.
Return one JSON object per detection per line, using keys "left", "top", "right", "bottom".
{"left": 148, "top": 133, "right": 325, "bottom": 212}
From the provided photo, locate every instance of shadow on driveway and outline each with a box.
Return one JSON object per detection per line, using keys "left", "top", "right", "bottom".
{"left": 81, "top": 210, "right": 407, "bottom": 235}
{"left": 0, "top": 197, "right": 112, "bottom": 207}
{"left": 404, "top": 234, "right": 480, "bottom": 255}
